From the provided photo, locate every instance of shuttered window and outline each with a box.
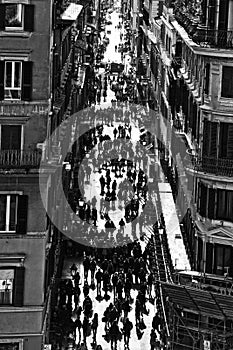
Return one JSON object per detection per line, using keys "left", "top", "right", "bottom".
{"left": 202, "top": 120, "right": 217, "bottom": 157}
{"left": 204, "top": 63, "right": 210, "bottom": 95}
{"left": 217, "top": 189, "right": 233, "bottom": 222}
{"left": 208, "top": 0, "right": 215, "bottom": 29}
{"left": 21, "top": 61, "right": 32, "bottom": 101}
{"left": 0, "top": 4, "right": 34, "bottom": 32}
{"left": 219, "top": 123, "right": 233, "bottom": 159}
{"left": 221, "top": 66, "right": 233, "bottom": 98}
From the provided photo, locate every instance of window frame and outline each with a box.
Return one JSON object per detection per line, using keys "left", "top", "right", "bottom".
{"left": 0, "top": 339, "right": 23, "bottom": 350}
{"left": 221, "top": 65, "right": 233, "bottom": 99}
{"left": 0, "top": 194, "right": 18, "bottom": 233}
{"left": 4, "top": 60, "right": 22, "bottom": 100}
{"left": 0, "top": 266, "right": 14, "bottom": 305}
{"left": 5, "top": 3, "right": 24, "bottom": 31}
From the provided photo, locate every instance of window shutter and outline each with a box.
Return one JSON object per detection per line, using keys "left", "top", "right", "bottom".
{"left": 0, "top": 60, "right": 4, "bottom": 100}
{"left": 0, "top": 4, "right": 5, "bottom": 31}
{"left": 199, "top": 183, "right": 207, "bottom": 217}
{"left": 208, "top": 188, "right": 216, "bottom": 219}
{"left": 206, "top": 243, "right": 213, "bottom": 273}
{"left": 227, "top": 124, "right": 233, "bottom": 158}
{"left": 24, "top": 5, "right": 34, "bottom": 32}
{"left": 202, "top": 119, "right": 210, "bottom": 156}
{"left": 209, "top": 123, "right": 217, "bottom": 157}
{"left": 13, "top": 267, "right": 25, "bottom": 307}
{"left": 22, "top": 62, "right": 32, "bottom": 101}
{"left": 16, "top": 195, "right": 28, "bottom": 235}
{"left": 221, "top": 66, "right": 233, "bottom": 98}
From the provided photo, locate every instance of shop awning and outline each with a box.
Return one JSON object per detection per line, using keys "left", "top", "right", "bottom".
{"left": 61, "top": 3, "right": 83, "bottom": 21}
{"left": 148, "top": 30, "right": 157, "bottom": 44}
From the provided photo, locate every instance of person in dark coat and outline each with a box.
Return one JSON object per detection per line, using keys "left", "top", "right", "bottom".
{"left": 83, "top": 255, "right": 90, "bottom": 281}
{"left": 112, "top": 272, "right": 118, "bottom": 301}
{"left": 109, "top": 320, "right": 121, "bottom": 350}
{"left": 82, "top": 316, "right": 89, "bottom": 344}
{"left": 95, "top": 269, "right": 103, "bottom": 298}
{"left": 91, "top": 313, "right": 98, "bottom": 344}
{"left": 123, "top": 318, "right": 133, "bottom": 348}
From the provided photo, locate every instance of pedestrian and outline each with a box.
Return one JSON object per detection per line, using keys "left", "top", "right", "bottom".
{"left": 122, "top": 318, "right": 133, "bottom": 348}
{"left": 150, "top": 328, "right": 157, "bottom": 350}
{"left": 83, "top": 255, "right": 90, "bottom": 281}
{"left": 95, "top": 268, "right": 103, "bottom": 298}
{"left": 75, "top": 316, "right": 82, "bottom": 343}
{"left": 112, "top": 272, "right": 118, "bottom": 301}
{"left": 82, "top": 316, "right": 89, "bottom": 344}
{"left": 91, "top": 313, "right": 98, "bottom": 344}
{"left": 90, "top": 257, "right": 97, "bottom": 284}
{"left": 109, "top": 320, "right": 121, "bottom": 350}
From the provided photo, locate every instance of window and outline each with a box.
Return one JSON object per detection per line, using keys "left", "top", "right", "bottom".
{"left": 217, "top": 189, "right": 233, "bottom": 221}
{"left": 0, "top": 343, "right": 20, "bottom": 350}
{"left": 0, "top": 195, "right": 28, "bottom": 234}
{"left": 5, "top": 4, "right": 23, "bottom": 29}
{"left": 0, "top": 195, "right": 17, "bottom": 232}
{"left": 0, "top": 3, "right": 34, "bottom": 32}
{"left": 5, "top": 61, "right": 22, "bottom": 99}
{"left": 214, "top": 245, "right": 232, "bottom": 276}
{"left": 0, "top": 268, "right": 14, "bottom": 305}
{"left": 221, "top": 66, "right": 233, "bottom": 98}
{"left": 1, "top": 125, "right": 21, "bottom": 150}
{"left": 0, "top": 61, "right": 32, "bottom": 101}
{"left": 0, "top": 267, "right": 25, "bottom": 306}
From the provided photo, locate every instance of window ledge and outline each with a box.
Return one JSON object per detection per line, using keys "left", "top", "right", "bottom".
{"left": 0, "top": 306, "right": 44, "bottom": 312}
{"left": 0, "top": 31, "right": 31, "bottom": 38}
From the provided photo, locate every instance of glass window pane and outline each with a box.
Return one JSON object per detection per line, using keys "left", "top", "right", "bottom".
{"left": 0, "top": 269, "right": 14, "bottom": 305}
{"left": 5, "top": 62, "right": 12, "bottom": 88}
{"left": 0, "top": 344, "right": 19, "bottom": 350}
{"left": 5, "top": 4, "right": 22, "bottom": 28}
{"left": 0, "top": 195, "right": 7, "bottom": 231}
{"left": 9, "top": 195, "right": 17, "bottom": 231}
{"left": 14, "top": 62, "right": 21, "bottom": 88}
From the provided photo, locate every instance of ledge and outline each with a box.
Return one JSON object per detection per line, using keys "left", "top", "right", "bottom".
{"left": 0, "top": 31, "right": 31, "bottom": 38}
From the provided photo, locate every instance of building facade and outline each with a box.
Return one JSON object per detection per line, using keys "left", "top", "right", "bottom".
{"left": 0, "top": 0, "right": 94, "bottom": 349}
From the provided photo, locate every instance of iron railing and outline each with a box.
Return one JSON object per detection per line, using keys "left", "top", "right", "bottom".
{"left": 0, "top": 150, "right": 41, "bottom": 169}
{"left": 184, "top": 154, "right": 233, "bottom": 177}
{"left": 193, "top": 29, "right": 233, "bottom": 49}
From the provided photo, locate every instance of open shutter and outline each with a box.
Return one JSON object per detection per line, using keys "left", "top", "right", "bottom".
{"left": 206, "top": 243, "right": 213, "bottom": 273}
{"left": 203, "top": 120, "right": 210, "bottom": 156}
{"left": 13, "top": 267, "right": 25, "bottom": 306}
{"left": 22, "top": 62, "right": 32, "bottom": 101}
{"left": 208, "top": 188, "right": 216, "bottom": 219}
{"left": 24, "top": 5, "right": 34, "bottom": 32}
{"left": 227, "top": 124, "right": 233, "bottom": 159}
{"left": 199, "top": 183, "right": 207, "bottom": 217}
{"left": 16, "top": 195, "right": 28, "bottom": 235}
{"left": 0, "top": 4, "right": 5, "bottom": 31}
{"left": 0, "top": 60, "right": 4, "bottom": 100}
{"left": 209, "top": 123, "right": 217, "bottom": 157}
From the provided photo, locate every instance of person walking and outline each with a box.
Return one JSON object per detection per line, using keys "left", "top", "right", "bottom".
{"left": 82, "top": 316, "right": 89, "bottom": 344}
{"left": 122, "top": 318, "right": 133, "bottom": 349}
{"left": 109, "top": 320, "right": 121, "bottom": 350}
{"left": 91, "top": 313, "right": 98, "bottom": 344}
{"left": 95, "top": 268, "right": 103, "bottom": 299}
{"left": 83, "top": 255, "right": 90, "bottom": 282}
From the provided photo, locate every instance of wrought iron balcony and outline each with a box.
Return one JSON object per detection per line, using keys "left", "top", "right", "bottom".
{"left": 193, "top": 29, "right": 233, "bottom": 49}
{"left": 0, "top": 150, "right": 41, "bottom": 169}
{"left": 184, "top": 154, "right": 233, "bottom": 177}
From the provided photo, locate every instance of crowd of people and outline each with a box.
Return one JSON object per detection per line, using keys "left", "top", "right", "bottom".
{"left": 50, "top": 233, "right": 167, "bottom": 350}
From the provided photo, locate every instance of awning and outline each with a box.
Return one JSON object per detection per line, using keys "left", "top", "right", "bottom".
{"left": 61, "top": 3, "right": 83, "bottom": 21}
{"left": 148, "top": 30, "right": 157, "bottom": 44}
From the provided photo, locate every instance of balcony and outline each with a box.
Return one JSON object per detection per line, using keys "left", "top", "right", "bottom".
{"left": 184, "top": 154, "right": 233, "bottom": 177}
{"left": 0, "top": 150, "right": 41, "bottom": 169}
{"left": 174, "top": 9, "right": 233, "bottom": 49}
{"left": 193, "top": 29, "right": 233, "bottom": 49}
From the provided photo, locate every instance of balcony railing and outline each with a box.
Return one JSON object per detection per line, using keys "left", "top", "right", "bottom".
{"left": 193, "top": 29, "right": 233, "bottom": 49}
{"left": 175, "top": 11, "right": 233, "bottom": 49}
{"left": 0, "top": 150, "right": 41, "bottom": 169}
{"left": 184, "top": 154, "right": 233, "bottom": 177}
